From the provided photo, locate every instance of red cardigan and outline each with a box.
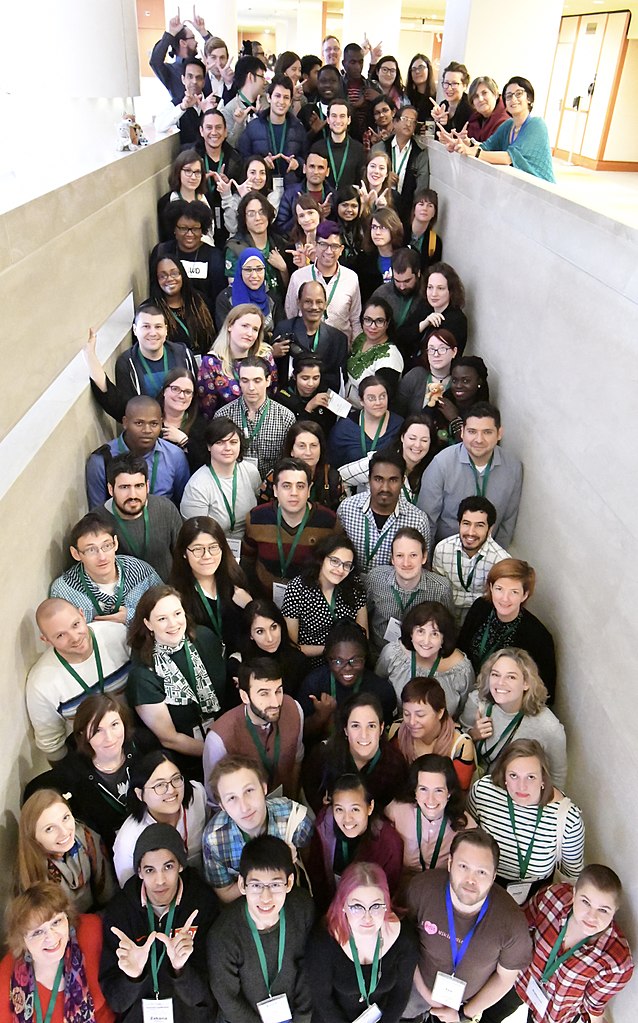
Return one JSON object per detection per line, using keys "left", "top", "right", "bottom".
{"left": 0, "top": 914, "right": 114, "bottom": 1023}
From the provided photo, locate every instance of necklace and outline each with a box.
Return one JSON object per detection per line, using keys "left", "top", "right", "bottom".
{"left": 93, "top": 752, "right": 126, "bottom": 773}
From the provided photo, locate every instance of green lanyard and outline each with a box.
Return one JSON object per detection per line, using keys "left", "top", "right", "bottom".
{"left": 240, "top": 399, "right": 270, "bottom": 444}
{"left": 329, "top": 671, "right": 362, "bottom": 700}
{"left": 238, "top": 90, "right": 254, "bottom": 107}
{"left": 411, "top": 232, "right": 424, "bottom": 253}
{"left": 476, "top": 702, "right": 524, "bottom": 762}
{"left": 416, "top": 811, "right": 447, "bottom": 870}
{"left": 245, "top": 712, "right": 281, "bottom": 781}
{"left": 360, "top": 748, "right": 381, "bottom": 775}
{"left": 204, "top": 151, "right": 224, "bottom": 191}
{"left": 359, "top": 410, "right": 387, "bottom": 456}
{"left": 138, "top": 348, "right": 169, "bottom": 396}
{"left": 117, "top": 439, "right": 159, "bottom": 493}
{"left": 209, "top": 464, "right": 238, "bottom": 531}
{"left": 33, "top": 956, "right": 64, "bottom": 1023}
{"left": 411, "top": 652, "right": 441, "bottom": 677}
{"left": 396, "top": 296, "right": 414, "bottom": 327}
{"left": 456, "top": 550, "right": 483, "bottom": 592}
{"left": 276, "top": 504, "right": 310, "bottom": 578}
{"left": 326, "top": 136, "right": 351, "bottom": 188}
{"left": 349, "top": 930, "right": 381, "bottom": 1006}
{"left": 311, "top": 264, "right": 341, "bottom": 314}
{"left": 310, "top": 328, "right": 320, "bottom": 351}
{"left": 468, "top": 454, "right": 493, "bottom": 497}
{"left": 401, "top": 483, "right": 417, "bottom": 505}
{"left": 363, "top": 515, "right": 389, "bottom": 571}
{"left": 392, "top": 586, "right": 419, "bottom": 616}
{"left": 171, "top": 311, "right": 192, "bottom": 341}
{"left": 113, "top": 504, "right": 149, "bottom": 560}
{"left": 478, "top": 611, "right": 519, "bottom": 663}
{"left": 194, "top": 581, "right": 223, "bottom": 640}
{"left": 507, "top": 794, "right": 543, "bottom": 878}
{"left": 267, "top": 118, "right": 288, "bottom": 175}
{"left": 541, "top": 912, "right": 592, "bottom": 983}
{"left": 54, "top": 627, "right": 104, "bottom": 693}
{"left": 146, "top": 897, "right": 177, "bottom": 996}
{"left": 392, "top": 140, "right": 411, "bottom": 178}
{"left": 245, "top": 903, "right": 286, "bottom": 997}
{"left": 78, "top": 563, "right": 125, "bottom": 616}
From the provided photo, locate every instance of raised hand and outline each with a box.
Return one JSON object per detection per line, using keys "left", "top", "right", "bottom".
{"left": 309, "top": 692, "right": 337, "bottom": 722}
{"left": 267, "top": 248, "right": 287, "bottom": 272}
{"left": 430, "top": 98, "right": 449, "bottom": 127}
{"left": 191, "top": 6, "right": 206, "bottom": 34}
{"left": 154, "top": 910, "right": 198, "bottom": 972}
{"left": 370, "top": 40, "right": 383, "bottom": 63}
{"left": 221, "top": 57, "right": 236, "bottom": 85}
{"left": 111, "top": 927, "right": 156, "bottom": 979}
{"left": 181, "top": 81, "right": 200, "bottom": 109}
{"left": 233, "top": 104, "right": 256, "bottom": 125}
{"left": 305, "top": 392, "right": 332, "bottom": 412}
{"left": 169, "top": 9, "right": 183, "bottom": 35}
{"left": 319, "top": 192, "right": 333, "bottom": 217}
{"left": 284, "top": 153, "right": 299, "bottom": 174}
{"left": 286, "top": 245, "right": 310, "bottom": 268}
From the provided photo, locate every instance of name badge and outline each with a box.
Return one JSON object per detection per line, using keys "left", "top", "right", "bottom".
{"left": 142, "top": 998, "right": 174, "bottom": 1023}
{"left": 226, "top": 537, "right": 242, "bottom": 562}
{"left": 272, "top": 581, "right": 288, "bottom": 609}
{"left": 526, "top": 976, "right": 549, "bottom": 1015}
{"left": 352, "top": 1004, "right": 382, "bottom": 1023}
{"left": 273, "top": 176, "right": 285, "bottom": 190}
{"left": 507, "top": 881, "right": 532, "bottom": 905}
{"left": 256, "top": 993, "right": 291, "bottom": 1023}
{"left": 430, "top": 971, "right": 466, "bottom": 1010}
{"left": 383, "top": 617, "right": 402, "bottom": 643}
{"left": 181, "top": 260, "right": 208, "bottom": 279}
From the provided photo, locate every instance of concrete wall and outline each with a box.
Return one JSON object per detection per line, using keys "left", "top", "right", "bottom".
{"left": 0, "top": 134, "right": 177, "bottom": 908}
{"left": 428, "top": 142, "right": 638, "bottom": 1019}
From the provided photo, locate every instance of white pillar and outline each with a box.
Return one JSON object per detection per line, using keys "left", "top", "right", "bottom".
{"left": 194, "top": 0, "right": 239, "bottom": 55}
{"left": 295, "top": 1, "right": 323, "bottom": 58}
{"left": 439, "top": 0, "right": 563, "bottom": 111}
{"left": 341, "top": 0, "right": 402, "bottom": 64}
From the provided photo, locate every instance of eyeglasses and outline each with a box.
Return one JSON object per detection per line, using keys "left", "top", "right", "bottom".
{"left": 399, "top": 116, "right": 417, "bottom": 126}
{"left": 146, "top": 773, "right": 184, "bottom": 796}
{"left": 244, "top": 880, "right": 288, "bottom": 893}
{"left": 158, "top": 270, "right": 181, "bottom": 282}
{"left": 363, "top": 316, "right": 387, "bottom": 328}
{"left": 255, "top": 73, "right": 266, "bottom": 80}
{"left": 378, "top": 65, "right": 397, "bottom": 75}
{"left": 442, "top": 79, "right": 463, "bottom": 89}
{"left": 182, "top": 168, "right": 201, "bottom": 177}
{"left": 326, "top": 555, "right": 354, "bottom": 573}
{"left": 78, "top": 540, "right": 116, "bottom": 557}
{"left": 168, "top": 384, "right": 194, "bottom": 397}
{"left": 243, "top": 266, "right": 265, "bottom": 275}
{"left": 245, "top": 209, "right": 267, "bottom": 219}
{"left": 317, "top": 239, "right": 343, "bottom": 252}
{"left": 505, "top": 89, "right": 526, "bottom": 102}
{"left": 187, "top": 543, "right": 222, "bottom": 558}
{"left": 427, "top": 345, "right": 451, "bottom": 357}
{"left": 412, "top": 63, "right": 429, "bottom": 73}
{"left": 347, "top": 902, "right": 387, "bottom": 916}
{"left": 175, "top": 225, "right": 202, "bottom": 234}
{"left": 328, "top": 656, "right": 365, "bottom": 668}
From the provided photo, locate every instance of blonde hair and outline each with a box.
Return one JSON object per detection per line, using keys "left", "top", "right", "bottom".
{"left": 476, "top": 647, "right": 548, "bottom": 716}
{"left": 5, "top": 882, "right": 75, "bottom": 957}
{"left": 210, "top": 303, "right": 267, "bottom": 374}
{"left": 17, "top": 790, "right": 74, "bottom": 891}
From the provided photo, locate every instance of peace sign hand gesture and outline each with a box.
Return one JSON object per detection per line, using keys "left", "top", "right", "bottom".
{"left": 154, "top": 910, "right": 198, "bottom": 972}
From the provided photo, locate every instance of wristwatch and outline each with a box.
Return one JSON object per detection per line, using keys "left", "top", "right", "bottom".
{"left": 459, "top": 1007, "right": 481, "bottom": 1023}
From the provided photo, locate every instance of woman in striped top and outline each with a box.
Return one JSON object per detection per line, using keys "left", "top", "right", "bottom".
{"left": 467, "top": 738, "right": 584, "bottom": 905}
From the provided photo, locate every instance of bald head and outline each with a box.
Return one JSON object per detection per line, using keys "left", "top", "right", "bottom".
{"left": 298, "top": 279, "right": 327, "bottom": 323}
{"left": 36, "top": 598, "right": 78, "bottom": 633}
{"left": 37, "top": 600, "right": 92, "bottom": 662}
{"left": 121, "top": 397, "right": 162, "bottom": 455}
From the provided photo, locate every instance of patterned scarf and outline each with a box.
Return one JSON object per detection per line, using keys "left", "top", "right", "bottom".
{"left": 9, "top": 926, "right": 95, "bottom": 1023}
{"left": 47, "top": 824, "right": 96, "bottom": 893}
{"left": 153, "top": 637, "right": 220, "bottom": 718}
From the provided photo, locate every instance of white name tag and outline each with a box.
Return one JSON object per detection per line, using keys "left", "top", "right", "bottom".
{"left": 352, "top": 1004, "right": 382, "bottom": 1023}
{"left": 326, "top": 389, "right": 353, "bottom": 418}
{"left": 142, "top": 998, "right": 174, "bottom": 1023}
{"left": 272, "top": 581, "right": 288, "bottom": 609}
{"left": 257, "top": 993, "right": 291, "bottom": 1023}
{"left": 507, "top": 881, "right": 532, "bottom": 905}
{"left": 226, "top": 537, "right": 242, "bottom": 562}
{"left": 430, "top": 971, "right": 466, "bottom": 1010}
{"left": 526, "top": 976, "right": 549, "bottom": 1015}
{"left": 181, "top": 259, "right": 208, "bottom": 279}
{"left": 273, "top": 176, "right": 285, "bottom": 190}
{"left": 383, "top": 617, "right": 402, "bottom": 643}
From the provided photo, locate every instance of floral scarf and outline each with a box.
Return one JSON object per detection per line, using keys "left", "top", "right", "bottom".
{"left": 10, "top": 926, "right": 95, "bottom": 1023}
{"left": 153, "top": 637, "right": 220, "bottom": 717}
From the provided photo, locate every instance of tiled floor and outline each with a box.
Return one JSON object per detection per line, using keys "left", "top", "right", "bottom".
{"left": 552, "top": 159, "right": 638, "bottom": 229}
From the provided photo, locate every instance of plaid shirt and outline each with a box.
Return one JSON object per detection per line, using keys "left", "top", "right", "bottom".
{"left": 215, "top": 397, "right": 296, "bottom": 478}
{"left": 365, "top": 565, "right": 454, "bottom": 650}
{"left": 432, "top": 533, "right": 510, "bottom": 625}
{"left": 202, "top": 796, "right": 314, "bottom": 888}
{"left": 337, "top": 491, "right": 431, "bottom": 574}
{"left": 515, "top": 883, "right": 634, "bottom": 1023}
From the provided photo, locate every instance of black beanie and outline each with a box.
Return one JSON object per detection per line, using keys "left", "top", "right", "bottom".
{"left": 133, "top": 823, "right": 188, "bottom": 873}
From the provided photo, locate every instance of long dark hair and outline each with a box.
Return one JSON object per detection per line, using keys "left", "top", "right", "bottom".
{"left": 324, "top": 692, "right": 387, "bottom": 778}
{"left": 128, "top": 585, "right": 196, "bottom": 666}
{"left": 149, "top": 250, "right": 216, "bottom": 354}
{"left": 127, "top": 749, "right": 195, "bottom": 821}
{"left": 406, "top": 54, "right": 435, "bottom": 106}
{"left": 237, "top": 598, "right": 297, "bottom": 660}
{"left": 300, "top": 534, "right": 360, "bottom": 605}
{"left": 398, "top": 753, "right": 468, "bottom": 831}
{"left": 169, "top": 517, "right": 251, "bottom": 619}
{"left": 395, "top": 412, "right": 442, "bottom": 492}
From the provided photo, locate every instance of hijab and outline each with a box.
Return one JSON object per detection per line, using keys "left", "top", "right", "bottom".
{"left": 232, "top": 248, "right": 271, "bottom": 315}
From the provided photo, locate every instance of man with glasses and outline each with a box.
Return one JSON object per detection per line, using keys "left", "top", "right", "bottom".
{"left": 431, "top": 61, "right": 472, "bottom": 138}
{"left": 273, "top": 279, "right": 348, "bottom": 392}
{"left": 101, "top": 823, "right": 218, "bottom": 1022}
{"left": 155, "top": 57, "right": 209, "bottom": 146}
{"left": 284, "top": 220, "right": 362, "bottom": 343}
{"left": 26, "top": 597, "right": 130, "bottom": 762}
{"left": 203, "top": 755, "right": 313, "bottom": 902}
{"left": 222, "top": 56, "right": 268, "bottom": 148}
{"left": 150, "top": 8, "right": 210, "bottom": 104}
{"left": 203, "top": 658, "right": 304, "bottom": 803}
{"left": 49, "top": 512, "right": 160, "bottom": 625}
{"left": 372, "top": 105, "right": 430, "bottom": 221}
{"left": 93, "top": 454, "right": 183, "bottom": 582}
{"left": 208, "top": 834, "right": 314, "bottom": 1023}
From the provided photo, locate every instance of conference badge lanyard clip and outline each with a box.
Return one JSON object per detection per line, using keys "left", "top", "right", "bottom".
{"left": 431, "top": 883, "right": 489, "bottom": 1010}
{"left": 246, "top": 904, "right": 292, "bottom": 1023}
{"left": 384, "top": 586, "right": 419, "bottom": 642}
{"left": 142, "top": 898, "right": 177, "bottom": 1023}
{"left": 526, "top": 911, "right": 592, "bottom": 1016}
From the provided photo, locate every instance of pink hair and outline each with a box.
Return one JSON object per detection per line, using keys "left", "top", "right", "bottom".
{"left": 326, "top": 861, "right": 393, "bottom": 944}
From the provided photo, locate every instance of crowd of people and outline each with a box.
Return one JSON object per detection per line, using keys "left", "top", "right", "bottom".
{"left": 6, "top": 15, "right": 632, "bottom": 1023}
